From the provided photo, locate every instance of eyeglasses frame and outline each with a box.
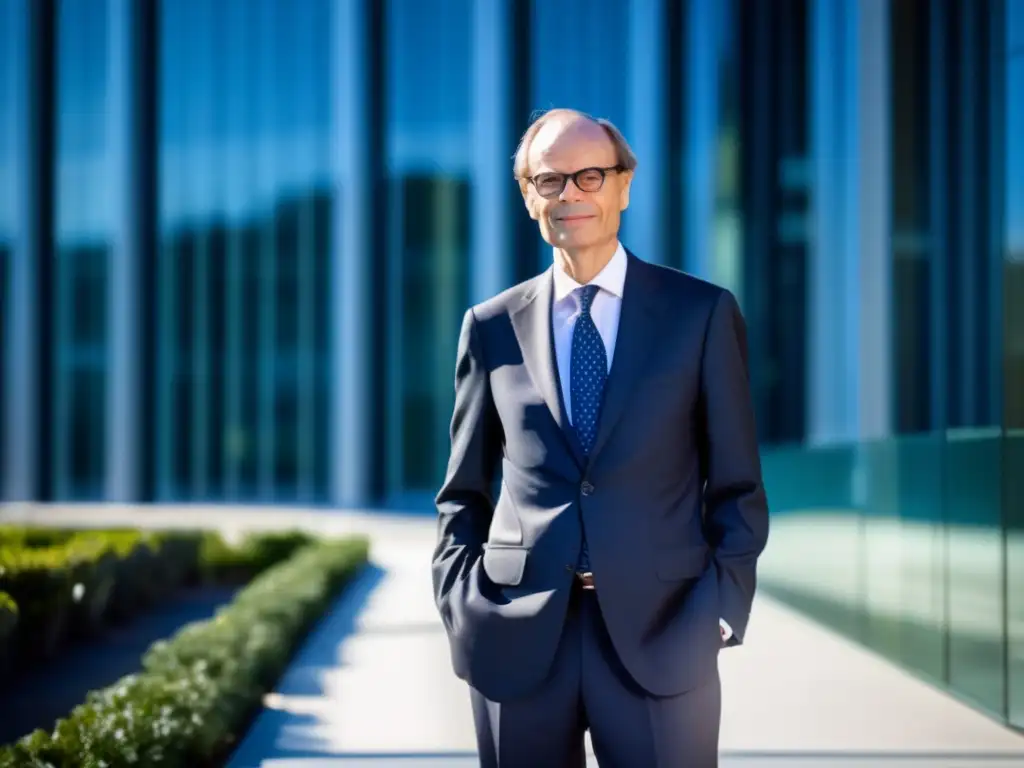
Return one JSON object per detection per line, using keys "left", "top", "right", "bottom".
{"left": 522, "top": 165, "right": 626, "bottom": 198}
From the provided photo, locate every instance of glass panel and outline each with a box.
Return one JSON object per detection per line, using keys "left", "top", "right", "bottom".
{"left": 762, "top": 0, "right": 1011, "bottom": 727}
{"left": 758, "top": 446, "right": 865, "bottom": 641}
{"left": 54, "top": 0, "right": 110, "bottom": 499}
{"left": 713, "top": 0, "right": 742, "bottom": 294}
{"left": 268, "top": 0, "right": 331, "bottom": 502}
{"left": 946, "top": 429, "right": 1004, "bottom": 715}
{"left": 158, "top": 0, "right": 218, "bottom": 498}
{"left": 1006, "top": 51, "right": 1024, "bottom": 730}
{"left": 941, "top": 3, "right": 1005, "bottom": 718}
{"left": 158, "top": 0, "right": 332, "bottom": 502}
{"left": 0, "top": 0, "right": 22, "bottom": 493}
{"left": 528, "top": 0, "right": 630, "bottom": 273}
{"left": 1011, "top": 0, "right": 1024, "bottom": 53}
{"left": 385, "top": 0, "right": 472, "bottom": 497}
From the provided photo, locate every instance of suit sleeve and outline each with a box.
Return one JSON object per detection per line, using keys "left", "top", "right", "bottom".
{"left": 431, "top": 308, "right": 503, "bottom": 624}
{"left": 699, "top": 289, "right": 770, "bottom": 646}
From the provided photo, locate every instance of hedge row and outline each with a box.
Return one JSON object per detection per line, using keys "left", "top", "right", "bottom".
{"left": 0, "top": 534, "right": 369, "bottom": 767}
{"left": 0, "top": 592, "right": 15, "bottom": 679}
{"left": 0, "top": 526, "right": 318, "bottom": 675}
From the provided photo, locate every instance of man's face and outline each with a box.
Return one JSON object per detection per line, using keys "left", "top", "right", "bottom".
{"left": 521, "top": 118, "right": 633, "bottom": 253}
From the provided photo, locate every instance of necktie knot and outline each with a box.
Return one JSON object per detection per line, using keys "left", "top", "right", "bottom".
{"left": 578, "top": 284, "right": 599, "bottom": 315}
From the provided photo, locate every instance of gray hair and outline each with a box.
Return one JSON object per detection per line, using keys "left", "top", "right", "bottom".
{"left": 512, "top": 108, "right": 638, "bottom": 188}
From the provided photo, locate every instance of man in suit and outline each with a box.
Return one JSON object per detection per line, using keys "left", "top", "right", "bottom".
{"left": 431, "top": 108, "right": 770, "bottom": 767}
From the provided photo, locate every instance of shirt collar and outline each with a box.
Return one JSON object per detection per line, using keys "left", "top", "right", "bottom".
{"left": 552, "top": 241, "right": 628, "bottom": 303}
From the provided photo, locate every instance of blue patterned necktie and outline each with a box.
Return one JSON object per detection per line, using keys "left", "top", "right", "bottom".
{"left": 570, "top": 284, "right": 607, "bottom": 571}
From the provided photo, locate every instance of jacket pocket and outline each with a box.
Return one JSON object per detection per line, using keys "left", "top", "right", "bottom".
{"left": 482, "top": 543, "right": 529, "bottom": 586}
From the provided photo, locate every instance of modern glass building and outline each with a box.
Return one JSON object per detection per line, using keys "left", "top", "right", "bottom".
{"left": 0, "top": 0, "right": 1021, "bottom": 731}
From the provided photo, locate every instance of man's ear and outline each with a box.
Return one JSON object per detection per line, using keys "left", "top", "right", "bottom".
{"left": 521, "top": 183, "right": 540, "bottom": 221}
{"left": 618, "top": 171, "right": 634, "bottom": 212}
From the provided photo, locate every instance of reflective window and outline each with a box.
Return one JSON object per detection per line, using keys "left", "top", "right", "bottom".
{"left": 1006, "top": 31, "right": 1024, "bottom": 729}
{"left": 158, "top": 0, "right": 332, "bottom": 501}
{"left": 53, "top": 0, "right": 110, "bottom": 499}
{"left": 1012, "top": 0, "right": 1024, "bottom": 54}
{"left": 757, "top": 0, "right": 1015, "bottom": 728}
{"left": 889, "top": 0, "right": 933, "bottom": 434}
{"left": 384, "top": 0, "right": 472, "bottom": 496}
{"left": 0, "top": 0, "right": 22, "bottom": 492}
{"left": 527, "top": 0, "right": 630, "bottom": 274}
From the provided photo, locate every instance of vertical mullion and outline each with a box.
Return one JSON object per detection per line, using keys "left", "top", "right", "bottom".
{"left": 105, "top": 0, "right": 139, "bottom": 501}
{"left": 470, "top": 0, "right": 510, "bottom": 304}
{"left": 385, "top": 179, "right": 404, "bottom": 496}
{"left": 297, "top": 222, "right": 316, "bottom": 497}
{"left": 257, "top": 0, "right": 277, "bottom": 500}
{"left": 958, "top": 0, "right": 978, "bottom": 427}
{"left": 0, "top": 0, "right": 31, "bottom": 499}
{"left": 332, "top": 0, "right": 374, "bottom": 505}
{"left": 224, "top": 0, "right": 247, "bottom": 500}
{"left": 187, "top": 0, "right": 210, "bottom": 499}
{"left": 296, "top": 1, "right": 317, "bottom": 501}
{"left": 297, "top": 189, "right": 315, "bottom": 501}
{"left": 684, "top": 0, "right": 719, "bottom": 280}
{"left": 627, "top": 0, "right": 666, "bottom": 264}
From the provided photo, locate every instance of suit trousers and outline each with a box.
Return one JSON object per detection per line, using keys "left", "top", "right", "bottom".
{"left": 469, "top": 580, "right": 721, "bottom": 768}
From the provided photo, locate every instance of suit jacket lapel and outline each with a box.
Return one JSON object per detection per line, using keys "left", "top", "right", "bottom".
{"left": 587, "top": 254, "right": 665, "bottom": 464}
{"left": 509, "top": 270, "right": 587, "bottom": 468}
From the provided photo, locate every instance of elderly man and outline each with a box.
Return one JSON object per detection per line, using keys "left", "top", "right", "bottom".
{"left": 431, "top": 108, "right": 769, "bottom": 767}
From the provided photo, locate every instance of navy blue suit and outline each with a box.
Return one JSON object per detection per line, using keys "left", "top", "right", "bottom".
{"left": 432, "top": 250, "right": 770, "bottom": 766}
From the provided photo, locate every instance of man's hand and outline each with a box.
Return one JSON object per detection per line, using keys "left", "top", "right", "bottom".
{"left": 719, "top": 618, "right": 733, "bottom": 645}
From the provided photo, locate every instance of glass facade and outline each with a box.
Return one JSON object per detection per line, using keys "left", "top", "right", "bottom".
{"left": 0, "top": 0, "right": 1020, "bottom": 730}
{"left": 53, "top": 0, "right": 110, "bottom": 499}
{"left": 156, "top": 0, "right": 333, "bottom": 502}
{"left": 1006, "top": 0, "right": 1024, "bottom": 729}
{"left": 756, "top": 0, "right": 1024, "bottom": 731}
{"left": 383, "top": 0, "right": 472, "bottom": 502}
{"left": 529, "top": 0, "right": 631, "bottom": 275}
{"left": 0, "top": 0, "right": 20, "bottom": 497}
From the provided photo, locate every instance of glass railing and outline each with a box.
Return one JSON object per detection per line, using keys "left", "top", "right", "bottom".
{"left": 759, "top": 429, "right": 1023, "bottom": 729}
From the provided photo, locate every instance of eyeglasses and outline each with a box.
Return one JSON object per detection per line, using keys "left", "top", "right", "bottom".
{"left": 524, "top": 165, "right": 625, "bottom": 199}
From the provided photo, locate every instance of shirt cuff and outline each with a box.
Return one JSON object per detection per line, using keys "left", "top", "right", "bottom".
{"left": 719, "top": 618, "right": 733, "bottom": 641}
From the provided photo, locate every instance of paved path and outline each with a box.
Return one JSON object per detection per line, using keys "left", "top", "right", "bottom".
{"left": 222, "top": 515, "right": 1024, "bottom": 768}
{"left": 7, "top": 503, "right": 1024, "bottom": 766}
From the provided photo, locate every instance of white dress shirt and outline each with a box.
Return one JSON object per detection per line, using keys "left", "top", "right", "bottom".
{"left": 549, "top": 241, "right": 734, "bottom": 643}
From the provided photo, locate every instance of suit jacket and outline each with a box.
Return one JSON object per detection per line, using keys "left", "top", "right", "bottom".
{"left": 431, "top": 249, "right": 770, "bottom": 703}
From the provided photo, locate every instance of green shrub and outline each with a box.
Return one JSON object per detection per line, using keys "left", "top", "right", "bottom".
{"left": 154, "top": 531, "right": 204, "bottom": 587}
{"left": 197, "top": 531, "right": 252, "bottom": 584}
{"left": 104, "top": 531, "right": 159, "bottom": 618}
{"left": 62, "top": 535, "right": 119, "bottom": 638}
{"left": 0, "top": 591, "right": 17, "bottom": 665}
{"left": 198, "top": 529, "right": 317, "bottom": 584}
{"left": 0, "top": 591, "right": 16, "bottom": 631}
{"left": 0, "top": 546, "right": 73, "bottom": 660}
{"left": 0, "top": 536, "right": 369, "bottom": 767}
{"left": 238, "top": 530, "right": 316, "bottom": 574}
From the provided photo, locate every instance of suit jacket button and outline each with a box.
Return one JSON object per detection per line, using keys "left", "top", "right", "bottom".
{"left": 581, "top": 481, "right": 594, "bottom": 496}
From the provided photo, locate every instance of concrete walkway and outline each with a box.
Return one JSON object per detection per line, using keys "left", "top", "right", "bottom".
{"left": 6, "top": 503, "right": 1024, "bottom": 766}
{"left": 221, "top": 514, "right": 1024, "bottom": 768}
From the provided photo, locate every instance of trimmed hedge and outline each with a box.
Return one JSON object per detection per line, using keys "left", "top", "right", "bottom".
{"left": 197, "top": 530, "right": 317, "bottom": 585}
{"left": 0, "top": 525, "right": 330, "bottom": 690}
{"left": 0, "top": 592, "right": 15, "bottom": 681}
{"left": 0, "top": 535, "right": 369, "bottom": 767}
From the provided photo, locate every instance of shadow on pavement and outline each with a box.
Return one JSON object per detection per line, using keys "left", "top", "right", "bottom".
{"left": 226, "top": 563, "right": 387, "bottom": 765}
